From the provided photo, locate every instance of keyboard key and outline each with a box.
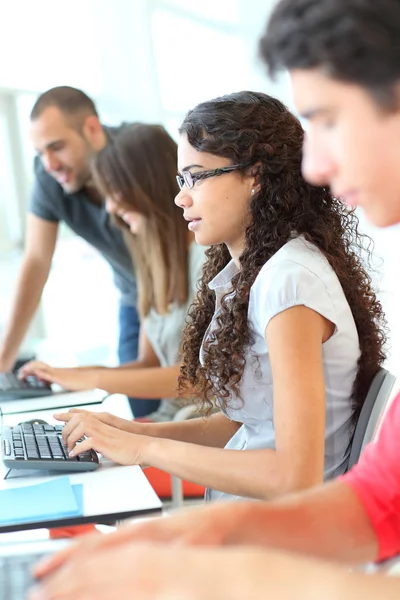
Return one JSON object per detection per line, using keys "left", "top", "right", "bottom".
{"left": 27, "top": 450, "right": 39, "bottom": 459}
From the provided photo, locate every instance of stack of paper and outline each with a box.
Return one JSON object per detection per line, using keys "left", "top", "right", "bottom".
{"left": 0, "top": 477, "right": 83, "bottom": 526}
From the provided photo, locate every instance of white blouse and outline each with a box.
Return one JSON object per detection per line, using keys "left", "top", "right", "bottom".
{"left": 203, "top": 235, "right": 360, "bottom": 502}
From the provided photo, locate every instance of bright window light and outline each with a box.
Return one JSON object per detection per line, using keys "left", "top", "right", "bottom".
{"left": 152, "top": 9, "right": 247, "bottom": 114}
{"left": 159, "top": 0, "right": 240, "bottom": 24}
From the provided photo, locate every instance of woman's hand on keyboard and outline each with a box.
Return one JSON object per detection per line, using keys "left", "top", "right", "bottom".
{"left": 19, "top": 361, "right": 99, "bottom": 391}
{"left": 54, "top": 410, "right": 152, "bottom": 466}
{"left": 54, "top": 408, "right": 146, "bottom": 435}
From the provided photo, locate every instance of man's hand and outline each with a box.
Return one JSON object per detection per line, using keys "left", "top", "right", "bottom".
{"left": 33, "top": 503, "right": 254, "bottom": 582}
{"left": 28, "top": 541, "right": 369, "bottom": 600}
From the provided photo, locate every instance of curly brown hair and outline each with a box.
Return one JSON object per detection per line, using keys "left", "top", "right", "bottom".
{"left": 178, "top": 91, "right": 387, "bottom": 422}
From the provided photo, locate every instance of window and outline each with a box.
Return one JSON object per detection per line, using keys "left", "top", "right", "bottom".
{"left": 157, "top": 0, "right": 240, "bottom": 24}
{"left": 151, "top": 1, "right": 247, "bottom": 135}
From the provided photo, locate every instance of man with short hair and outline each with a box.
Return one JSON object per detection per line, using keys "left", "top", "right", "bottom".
{"left": 0, "top": 86, "right": 152, "bottom": 417}
{"left": 27, "top": 2, "right": 400, "bottom": 598}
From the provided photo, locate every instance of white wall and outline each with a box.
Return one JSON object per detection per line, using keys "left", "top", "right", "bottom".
{"left": 0, "top": 0, "right": 283, "bottom": 122}
{"left": 0, "top": 0, "right": 101, "bottom": 94}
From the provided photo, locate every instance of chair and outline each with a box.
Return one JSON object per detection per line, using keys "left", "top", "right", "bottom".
{"left": 347, "top": 368, "right": 396, "bottom": 470}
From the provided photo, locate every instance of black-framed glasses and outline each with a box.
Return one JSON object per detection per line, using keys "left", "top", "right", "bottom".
{"left": 176, "top": 163, "right": 250, "bottom": 190}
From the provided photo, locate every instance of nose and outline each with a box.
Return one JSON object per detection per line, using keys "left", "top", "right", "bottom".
{"left": 174, "top": 187, "right": 193, "bottom": 209}
{"left": 301, "top": 133, "right": 336, "bottom": 187}
{"left": 42, "top": 151, "right": 61, "bottom": 174}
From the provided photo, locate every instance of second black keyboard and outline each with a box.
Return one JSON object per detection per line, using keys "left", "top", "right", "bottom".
{"left": 0, "top": 372, "right": 53, "bottom": 401}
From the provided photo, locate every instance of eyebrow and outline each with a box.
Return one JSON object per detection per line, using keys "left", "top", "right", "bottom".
{"left": 41, "top": 140, "right": 65, "bottom": 152}
{"left": 181, "top": 164, "right": 204, "bottom": 172}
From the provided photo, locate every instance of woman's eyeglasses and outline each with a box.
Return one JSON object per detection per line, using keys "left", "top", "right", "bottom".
{"left": 176, "top": 163, "right": 250, "bottom": 190}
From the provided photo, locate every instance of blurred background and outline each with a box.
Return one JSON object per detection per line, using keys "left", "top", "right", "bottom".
{"left": 1, "top": 0, "right": 399, "bottom": 374}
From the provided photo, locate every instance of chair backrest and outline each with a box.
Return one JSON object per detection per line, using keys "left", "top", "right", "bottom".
{"left": 347, "top": 368, "right": 396, "bottom": 470}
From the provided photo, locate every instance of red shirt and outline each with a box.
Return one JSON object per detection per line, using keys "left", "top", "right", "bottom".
{"left": 341, "top": 392, "right": 400, "bottom": 561}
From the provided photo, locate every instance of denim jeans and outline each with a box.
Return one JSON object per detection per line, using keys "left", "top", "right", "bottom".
{"left": 118, "top": 304, "right": 161, "bottom": 418}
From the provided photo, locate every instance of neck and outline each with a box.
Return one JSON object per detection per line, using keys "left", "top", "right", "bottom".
{"left": 227, "top": 238, "right": 245, "bottom": 267}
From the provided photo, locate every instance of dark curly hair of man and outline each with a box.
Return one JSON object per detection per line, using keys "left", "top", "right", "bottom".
{"left": 260, "top": 0, "right": 400, "bottom": 109}
{"left": 178, "top": 91, "right": 387, "bottom": 424}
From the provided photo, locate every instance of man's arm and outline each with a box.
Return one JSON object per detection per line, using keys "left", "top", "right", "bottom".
{"left": 36, "top": 401, "right": 400, "bottom": 583}
{"left": 0, "top": 214, "right": 58, "bottom": 371}
{"left": 220, "top": 479, "right": 378, "bottom": 564}
{"left": 32, "top": 540, "right": 400, "bottom": 600}
{"left": 127, "top": 479, "right": 379, "bottom": 564}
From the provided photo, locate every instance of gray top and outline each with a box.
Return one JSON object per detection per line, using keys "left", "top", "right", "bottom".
{"left": 29, "top": 125, "right": 136, "bottom": 307}
{"left": 203, "top": 236, "right": 361, "bottom": 502}
{"left": 143, "top": 242, "right": 206, "bottom": 422}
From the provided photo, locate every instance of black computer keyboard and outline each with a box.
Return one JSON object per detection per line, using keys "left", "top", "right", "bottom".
{"left": 0, "top": 552, "right": 46, "bottom": 600}
{"left": 1, "top": 423, "right": 99, "bottom": 472}
{"left": 0, "top": 372, "right": 53, "bottom": 401}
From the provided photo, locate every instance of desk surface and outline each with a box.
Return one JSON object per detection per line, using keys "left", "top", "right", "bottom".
{"left": 2, "top": 392, "right": 133, "bottom": 427}
{"left": 0, "top": 391, "right": 160, "bottom": 533}
{"left": 1, "top": 389, "right": 109, "bottom": 416}
{"left": 0, "top": 460, "right": 162, "bottom": 533}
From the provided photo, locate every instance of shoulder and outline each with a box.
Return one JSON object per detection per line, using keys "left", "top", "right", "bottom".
{"left": 343, "top": 390, "right": 400, "bottom": 484}
{"left": 252, "top": 236, "right": 335, "bottom": 298}
{"left": 259, "top": 236, "right": 332, "bottom": 278}
{"left": 250, "top": 237, "right": 339, "bottom": 334}
{"left": 340, "top": 391, "right": 400, "bottom": 561}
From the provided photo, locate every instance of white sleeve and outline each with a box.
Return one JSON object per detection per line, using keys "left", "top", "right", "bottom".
{"left": 251, "top": 259, "right": 338, "bottom": 336}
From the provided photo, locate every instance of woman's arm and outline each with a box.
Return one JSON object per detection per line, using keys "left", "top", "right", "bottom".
{"left": 19, "top": 329, "right": 189, "bottom": 398}
{"left": 93, "top": 364, "right": 181, "bottom": 397}
{"left": 137, "top": 305, "right": 329, "bottom": 497}
{"left": 61, "top": 306, "right": 331, "bottom": 499}
{"left": 58, "top": 410, "right": 241, "bottom": 449}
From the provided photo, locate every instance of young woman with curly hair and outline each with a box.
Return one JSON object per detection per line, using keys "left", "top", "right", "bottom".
{"left": 54, "top": 91, "right": 387, "bottom": 502}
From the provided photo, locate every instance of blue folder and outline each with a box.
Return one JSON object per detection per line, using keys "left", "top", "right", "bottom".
{"left": 0, "top": 477, "right": 83, "bottom": 525}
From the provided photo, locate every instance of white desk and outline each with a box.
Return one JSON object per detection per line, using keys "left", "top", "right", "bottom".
{"left": 1, "top": 389, "right": 111, "bottom": 417}
{"left": 1, "top": 391, "right": 133, "bottom": 427}
{"left": 0, "top": 390, "right": 161, "bottom": 533}
{"left": 0, "top": 460, "right": 162, "bottom": 533}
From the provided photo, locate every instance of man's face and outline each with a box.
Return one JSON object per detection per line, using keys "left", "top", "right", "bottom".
{"left": 30, "top": 106, "right": 95, "bottom": 193}
{"left": 290, "top": 69, "right": 400, "bottom": 227}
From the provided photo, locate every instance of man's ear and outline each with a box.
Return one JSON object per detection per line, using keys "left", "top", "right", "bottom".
{"left": 82, "top": 115, "right": 102, "bottom": 143}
